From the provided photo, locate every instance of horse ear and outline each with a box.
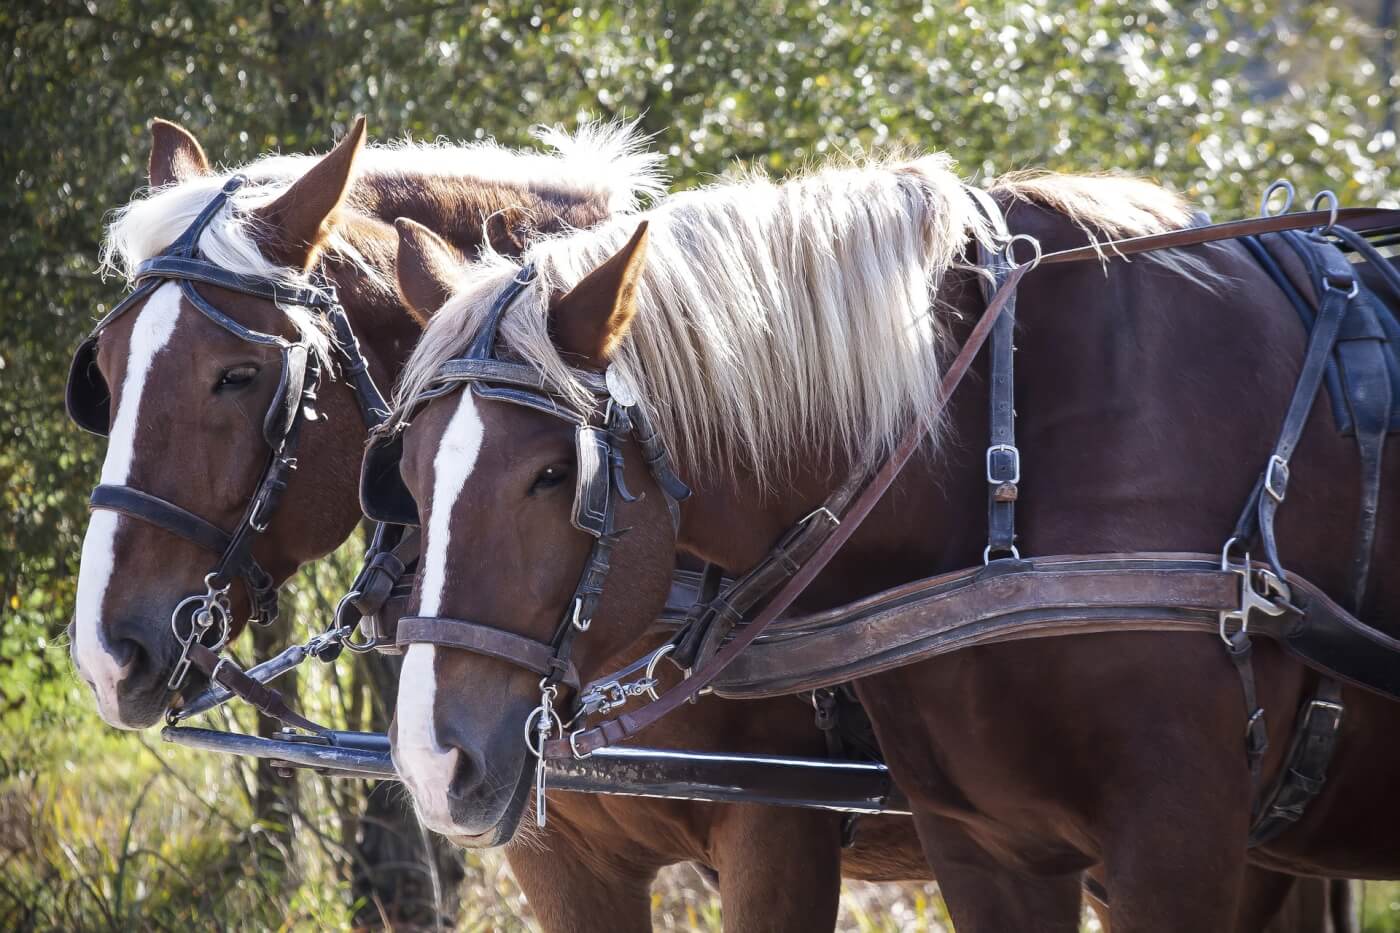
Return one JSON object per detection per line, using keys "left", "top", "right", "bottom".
{"left": 254, "top": 115, "right": 367, "bottom": 269}
{"left": 393, "top": 217, "right": 463, "bottom": 322}
{"left": 550, "top": 221, "right": 649, "bottom": 367}
{"left": 484, "top": 208, "right": 534, "bottom": 256}
{"left": 149, "top": 119, "right": 210, "bottom": 187}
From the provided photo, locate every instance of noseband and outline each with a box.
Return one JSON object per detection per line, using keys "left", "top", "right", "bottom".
{"left": 375, "top": 266, "right": 691, "bottom": 701}
{"left": 68, "top": 175, "right": 389, "bottom": 690}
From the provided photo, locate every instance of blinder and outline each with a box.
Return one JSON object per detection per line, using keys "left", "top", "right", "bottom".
{"left": 572, "top": 425, "right": 612, "bottom": 537}
{"left": 66, "top": 279, "right": 165, "bottom": 436}
{"left": 360, "top": 431, "right": 417, "bottom": 527}
{"left": 264, "top": 343, "right": 311, "bottom": 447}
{"left": 383, "top": 265, "right": 693, "bottom": 719}
{"left": 66, "top": 333, "right": 112, "bottom": 436}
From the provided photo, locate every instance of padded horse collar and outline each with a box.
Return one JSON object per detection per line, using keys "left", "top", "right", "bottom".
{"left": 376, "top": 267, "right": 691, "bottom": 707}
{"left": 67, "top": 175, "right": 390, "bottom": 690}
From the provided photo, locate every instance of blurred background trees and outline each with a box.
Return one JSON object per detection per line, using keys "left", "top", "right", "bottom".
{"left": 1, "top": 1, "right": 1395, "bottom": 928}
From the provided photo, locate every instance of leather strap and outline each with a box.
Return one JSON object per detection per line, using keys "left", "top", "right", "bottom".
{"left": 547, "top": 260, "right": 1031, "bottom": 759}
{"left": 185, "top": 643, "right": 328, "bottom": 735}
{"left": 967, "top": 188, "right": 1020, "bottom": 558}
{"left": 1038, "top": 206, "right": 1400, "bottom": 266}
{"left": 91, "top": 484, "right": 233, "bottom": 555}
{"left": 397, "top": 617, "right": 581, "bottom": 690}
{"left": 1249, "top": 678, "right": 1345, "bottom": 846}
{"left": 1226, "top": 629, "right": 1270, "bottom": 782}
{"left": 694, "top": 553, "right": 1394, "bottom": 702}
{"left": 346, "top": 524, "right": 420, "bottom": 650}
{"left": 1232, "top": 236, "right": 1356, "bottom": 580}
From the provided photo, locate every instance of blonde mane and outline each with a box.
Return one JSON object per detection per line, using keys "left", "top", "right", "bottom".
{"left": 99, "top": 120, "right": 666, "bottom": 364}
{"left": 397, "top": 155, "right": 1200, "bottom": 491}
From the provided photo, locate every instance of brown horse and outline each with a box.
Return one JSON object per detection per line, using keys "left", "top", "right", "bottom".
{"left": 384, "top": 150, "right": 1392, "bottom": 931}
{"left": 66, "top": 117, "right": 940, "bottom": 931}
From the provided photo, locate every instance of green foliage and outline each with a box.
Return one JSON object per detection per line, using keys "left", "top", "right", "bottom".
{"left": 1, "top": 0, "right": 1396, "bottom": 928}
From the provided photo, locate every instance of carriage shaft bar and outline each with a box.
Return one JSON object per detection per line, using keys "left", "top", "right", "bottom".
{"left": 160, "top": 726, "right": 909, "bottom": 815}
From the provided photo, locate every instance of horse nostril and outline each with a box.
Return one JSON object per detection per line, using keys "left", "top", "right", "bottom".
{"left": 107, "top": 636, "right": 139, "bottom": 671}
{"left": 104, "top": 617, "right": 165, "bottom": 684}
{"left": 446, "top": 744, "right": 488, "bottom": 800}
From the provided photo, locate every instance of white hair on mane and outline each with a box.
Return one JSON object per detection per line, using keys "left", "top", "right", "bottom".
{"left": 99, "top": 119, "right": 666, "bottom": 366}
{"left": 396, "top": 154, "right": 1203, "bottom": 491}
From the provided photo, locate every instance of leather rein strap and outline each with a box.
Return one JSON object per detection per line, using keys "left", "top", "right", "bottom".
{"left": 546, "top": 199, "right": 1400, "bottom": 761}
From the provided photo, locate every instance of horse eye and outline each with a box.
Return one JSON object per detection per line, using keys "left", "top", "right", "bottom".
{"left": 529, "top": 463, "right": 572, "bottom": 494}
{"left": 215, "top": 365, "right": 260, "bottom": 392}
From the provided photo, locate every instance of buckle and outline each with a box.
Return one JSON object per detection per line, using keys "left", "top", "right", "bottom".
{"left": 1264, "top": 455, "right": 1289, "bottom": 503}
{"left": 1301, "top": 698, "right": 1344, "bottom": 733}
{"left": 986, "top": 444, "right": 1020, "bottom": 485}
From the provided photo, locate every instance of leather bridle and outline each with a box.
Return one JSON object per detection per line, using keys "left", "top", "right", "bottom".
{"left": 373, "top": 268, "right": 691, "bottom": 694}
{"left": 67, "top": 175, "right": 391, "bottom": 691}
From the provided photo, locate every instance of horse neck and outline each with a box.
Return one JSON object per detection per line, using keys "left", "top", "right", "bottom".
{"left": 672, "top": 266, "right": 991, "bottom": 591}
{"left": 330, "top": 177, "right": 617, "bottom": 394}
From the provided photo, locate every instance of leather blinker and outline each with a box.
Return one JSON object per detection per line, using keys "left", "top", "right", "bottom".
{"left": 263, "top": 344, "right": 309, "bottom": 447}
{"left": 360, "top": 431, "right": 418, "bottom": 527}
{"left": 66, "top": 334, "right": 111, "bottom": 436}
{"left": 571, "top": 424, "right": 612, "bottom": 537}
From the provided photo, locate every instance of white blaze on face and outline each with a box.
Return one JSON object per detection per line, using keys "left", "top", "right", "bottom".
{"left": 395, "top": 391, "right": 486, "bottom": 831}
{"left": 73, "top": 283, "right": 183, "bottom": 727}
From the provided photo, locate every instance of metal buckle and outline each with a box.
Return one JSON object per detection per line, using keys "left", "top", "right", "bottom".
{"left": 985, "top": 444, "right": 1020, "bottom": 485}
{"left": 1301, "top": 698, "right": 1344, "bottom": 732}
{"left": 1323, "top": 274, "right": 1360, "bottom": 299}
{"left": 1264, "top": 455, "right": 1289, "bottom": 503}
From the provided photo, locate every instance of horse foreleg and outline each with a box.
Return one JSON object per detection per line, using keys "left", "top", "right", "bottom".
{"left": 1098, "top": 782, "right": 1250, "bottom": 933}
{"left": 506, "top": 828, "right": 657, "bottom": 933}
{"left": 709, "top": 805, "right": 843, "bottom": 933}
{"left": 912, "top": 813, "right": 1083, "bottom": 933}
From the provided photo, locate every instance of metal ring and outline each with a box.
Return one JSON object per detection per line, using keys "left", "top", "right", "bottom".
{"left": 1007, "top": 233, "right": 1042, "bottom": 272}
{"left": 1310, "top": 190, "right": 1339, "bottom": 234}
{"left": 642, "top": 643, "right": 674, "bottom": 701}
{"left": 523, "top": 704, "right": 563, "bottom": 758}
{"left": 1260, "top": 180, "right": 1295, "bottom": 217}
{"left": 568, "top": 729, "right": 593, "bottom": 760}
{"left": 335, "top": 591, "right": 382, "bottom": 653}
{"left": 982, "top": 544, "right": 1021, "bottom": 565}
